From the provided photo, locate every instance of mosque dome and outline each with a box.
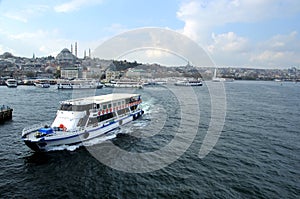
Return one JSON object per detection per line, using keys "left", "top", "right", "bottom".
{"left": 56, "top": 48, "right": 76, "bottom": 64}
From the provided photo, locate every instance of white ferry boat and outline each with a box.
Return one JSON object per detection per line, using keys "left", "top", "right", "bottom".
{"left": 105, "top": 80, "right": 143, "bottom": 89}
{"left": 57, "top": 79, "right": 103, "bottom": 90}
{"left": 175, "top": 80, "right": 203, "bottom": 86}
{"left": 5, "top": 79, "right": 18, "bottom": 88}
{"left": 34, "top": 79, "right": 51, "bottom": 88}
{"left": 22, "top": 93, "right": 144, "bottom": 151}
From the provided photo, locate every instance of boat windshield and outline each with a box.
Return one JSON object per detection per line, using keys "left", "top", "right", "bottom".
{"left": 59, "top": 103, "right": 93, "bottom": 111}
{"left": 59, "top": 103, "right": 72, "bottom": 111}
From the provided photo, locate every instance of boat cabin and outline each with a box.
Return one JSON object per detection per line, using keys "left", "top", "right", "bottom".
{"left": 52, "top": 93, "right": 142, "bottom": 131}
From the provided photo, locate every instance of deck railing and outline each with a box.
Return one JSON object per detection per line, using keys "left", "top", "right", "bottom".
{"left": 22, "top": 121, "right": 51, "bottom": 136}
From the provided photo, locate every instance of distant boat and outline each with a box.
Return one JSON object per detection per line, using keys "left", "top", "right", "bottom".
{"left": 175, "top": 79, "right": 203, "bottom": 86}
{"left": 57, "top": 79, "right": 103, "bottom": 90}
{"left": 34, "top": 79, "right": 51, "bottom": 88}
{"left": 5, "top": 79, "right": 18, "bottom": 88}
{"left": 212, "top": 68, "right": 234, "bottom": 82}
{"left": 105, "top": 80, "right": 143, "bottom": 89}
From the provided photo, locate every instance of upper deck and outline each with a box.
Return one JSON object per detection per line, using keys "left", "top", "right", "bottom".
{"left": 61, "top": 93, "right": 141, "bottom": 106}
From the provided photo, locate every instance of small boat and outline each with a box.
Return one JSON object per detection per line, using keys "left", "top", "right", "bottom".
{"left": 21, "top": 93, "right": 144, "bottom": 151}
{"left": 105, "top": 80, "right": 143, "bottom": 89}
{"left": 175, "top": 79, "right": 203, "bottom": 86}
{"left": 34, "top": 79, "right": 51, "bottom": 88}
{"left": 5, "top": 79, "right": 18, "bottom": 88}
{"left": 0, "top": 105, "right": 13, "bottom": 123}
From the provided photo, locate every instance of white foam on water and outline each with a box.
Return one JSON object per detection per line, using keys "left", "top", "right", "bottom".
{"left": 82, "top": 133, "right": 117, "bottom": 147}
{"left": 46, "top": 143, "right": 82, "bottom": 152}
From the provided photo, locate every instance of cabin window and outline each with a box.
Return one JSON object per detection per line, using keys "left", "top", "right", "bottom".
{"left": 103, "top": 104, "right": 107, "bottom": 110}
{"left": 108, "top": 103, "right": 112, "bottom": 109}
{"left": 113, "top": 102, "right": 117, "bottom": 107}
{"left": 96, "top": 104, "right": 100, "bottom": 109}
{"left": 118, "top": 101, "right": 121, "bottom": 106}
{"left": 97, "top": 112, "right": 114, "bottom": 122}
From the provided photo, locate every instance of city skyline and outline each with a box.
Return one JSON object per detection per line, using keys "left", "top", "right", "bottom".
{"left": 0, "top": 0, "right": 300, "bottom": 69}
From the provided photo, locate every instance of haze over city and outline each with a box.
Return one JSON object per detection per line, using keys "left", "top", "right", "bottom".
{"left": 0, "top": 0, "right": 300, "bottom": 68}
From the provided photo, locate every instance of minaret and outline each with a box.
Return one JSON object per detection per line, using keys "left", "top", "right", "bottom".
{"left": 84, "top": 50, "right": 86, "bottom": 58}
{"left": 75, "top": 42, "right": 77, "bottom": 57}
{"left": 71, "top": 44, "right": 73, "bottom": 54}
{"left": 89, "top": 48, "right": 91, "bottom": 58}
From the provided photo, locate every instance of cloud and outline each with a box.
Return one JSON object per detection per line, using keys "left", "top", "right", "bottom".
{"left": 208, "top": 32, "right": 250, "bottom": 53}
{"left": 7, "top": 29, "right": 58, "bottom": 40}
{"left": 250, "top": 31, "right": 300, "bottom": 67}
{"left": 177, "top": 0, "right": 300, "bottom": 42}
{"left": 203, "top": 31, "right": 252, "bottom": 66}
{"left": 259, "top": 31, "right": 299, "bottom": 52}
{"left": 3, "top": 5, "right": 49, "bottom": 23}
{"left": 54, "top": 0, "right": 103, "bottom": 13}
{"left": 0, "top": 44, "right": 15, "bottom": 55}
{"left": 204, "top": 31, "right": 300, "bottom": 67}
{"left": 0, "top": 28, "right": 67, "bottom": 57}
{"left": 103, "top": 23, "right": 128, "bottom": 35}
{"left": 176, "top": 0, "right": 300, "bottom": 68}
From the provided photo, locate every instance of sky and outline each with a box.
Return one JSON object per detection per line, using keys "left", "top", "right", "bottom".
{"left": 0, "top": 0, "right": 300, "bottom": 68}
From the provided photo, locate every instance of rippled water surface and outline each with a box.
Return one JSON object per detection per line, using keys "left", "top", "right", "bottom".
{"left": 0, "top": 81, "right": 299, "bottom": 198}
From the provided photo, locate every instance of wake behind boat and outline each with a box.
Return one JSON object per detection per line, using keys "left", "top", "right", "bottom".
{"left": 22, "top": 93, "right": 144, "bottom": 152}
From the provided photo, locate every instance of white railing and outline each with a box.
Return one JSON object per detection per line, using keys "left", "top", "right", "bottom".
{"left": 22, "top": 121, "right": 51, "bottom": 136}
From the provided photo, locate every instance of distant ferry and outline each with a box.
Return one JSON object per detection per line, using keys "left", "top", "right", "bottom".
{"left": 105, "top": 80, "right": 143, "bottom": 89}
{"left": 57, "top": 79, "right": 103, "bottom": 90}
{"left": 34, "top": 79, "right": 50, "bottom": 88}
{"left": 5, "top": 79, "right": 18, "bottom": 88}
{"left": 175, "top": 79, "right": 203, "bottom": 86}
{"left": 22, "top": 93, "right": 144, "bottom": 151}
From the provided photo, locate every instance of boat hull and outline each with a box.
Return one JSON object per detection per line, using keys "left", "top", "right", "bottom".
{"left": 22, "top": 110, "right": 144, "bottom": 152}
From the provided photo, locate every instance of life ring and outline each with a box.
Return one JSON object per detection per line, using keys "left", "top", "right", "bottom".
{"left": 83, "top": 131, "right": 89, "bottom": 139}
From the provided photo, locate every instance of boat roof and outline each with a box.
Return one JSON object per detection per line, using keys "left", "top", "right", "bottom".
{"left": 61, "top": 93, "right": 140, "bottom": 105}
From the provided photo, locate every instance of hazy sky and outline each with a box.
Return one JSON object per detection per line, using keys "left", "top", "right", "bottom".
{"left": 0, "top": 0, "right": 300, "bottom": 68}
